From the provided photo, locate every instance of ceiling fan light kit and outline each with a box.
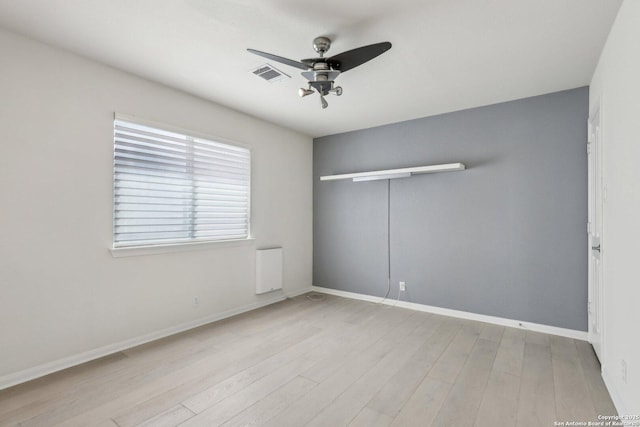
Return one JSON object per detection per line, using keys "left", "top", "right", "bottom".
{"left": 248, "top": 36, "right": 391, "bottom": 109}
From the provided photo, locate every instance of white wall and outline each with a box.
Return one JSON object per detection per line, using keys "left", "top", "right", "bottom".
{"left": 0, "top": 28, "right": 313, "bottom": 387}
{"left": 589, "top": 0, "right": 640, "bottom": 414}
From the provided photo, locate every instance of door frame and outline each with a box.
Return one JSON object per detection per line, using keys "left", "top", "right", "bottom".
{"left": 587, "top": 101, "right": 605, "bottom": 363}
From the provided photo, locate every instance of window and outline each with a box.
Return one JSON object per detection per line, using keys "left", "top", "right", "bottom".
{"left": 113, "top": 116, "right": 250, "bottom": 248}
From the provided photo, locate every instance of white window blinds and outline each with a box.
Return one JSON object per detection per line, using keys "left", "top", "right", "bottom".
{"left": 113, "top": 118, "right": 250, "bottom": 248}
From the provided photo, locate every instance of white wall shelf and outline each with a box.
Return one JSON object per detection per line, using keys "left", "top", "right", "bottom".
{"left": 320, "top": 162, "right": 465, "bottom": 182}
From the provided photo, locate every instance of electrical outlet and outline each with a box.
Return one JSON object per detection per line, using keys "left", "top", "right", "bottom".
{"left": 399, "top": 281, "right": 406, "bottom": 292}
{"left": 622, "top": 359, "right": 627, "bottom": 383}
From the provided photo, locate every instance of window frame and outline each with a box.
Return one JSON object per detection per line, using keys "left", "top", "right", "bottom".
{"left": 111, "top": 113, "right": 253, "bottom": 256}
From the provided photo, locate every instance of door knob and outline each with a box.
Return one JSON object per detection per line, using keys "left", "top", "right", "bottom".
{"left": 591, "top": 244, "right": 601, "bottom": 252}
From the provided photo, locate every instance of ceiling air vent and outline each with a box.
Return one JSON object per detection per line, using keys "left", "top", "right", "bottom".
{"left": 252, "top": 64, "right": 290, "bottom": 83}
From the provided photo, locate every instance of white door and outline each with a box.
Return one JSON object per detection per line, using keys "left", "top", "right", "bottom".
{"left": 587, "top": 108, "right": 603, "bottom": 362}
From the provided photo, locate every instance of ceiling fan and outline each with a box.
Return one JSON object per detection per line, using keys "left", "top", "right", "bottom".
{"left": 248, "top": 37, "right": 392, "bottom": 109}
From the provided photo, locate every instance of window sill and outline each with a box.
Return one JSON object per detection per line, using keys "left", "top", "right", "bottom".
{"left": 109, "top": 238, "right": 256, "bottom": 258}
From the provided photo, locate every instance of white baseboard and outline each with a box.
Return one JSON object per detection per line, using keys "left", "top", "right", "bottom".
{"left": 311, "top": 286, "right": 588, "bottom": 341}
{"left": 601, "top": 367, "right": 628, "bottom": 416}
{"left": 284, "top": 286, "right": 313, "bottom": 298}
{"left": 0, "top": 288, "right": 309, "bottom": 391}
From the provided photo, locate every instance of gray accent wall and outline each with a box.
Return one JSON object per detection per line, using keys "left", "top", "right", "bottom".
{"left": 313, "top": 87, "right": 588, "bottom": 331}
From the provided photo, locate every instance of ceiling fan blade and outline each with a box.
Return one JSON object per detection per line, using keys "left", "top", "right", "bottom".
{"left": 247, "top": 48, "right": 310, "bottom": 71}
{"left": 327, "top": 42, "right": 392, "bottom": 73}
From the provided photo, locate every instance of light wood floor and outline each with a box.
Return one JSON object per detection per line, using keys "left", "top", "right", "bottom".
{"left": 0, "top": 293, "right": 617, "bottom": 427}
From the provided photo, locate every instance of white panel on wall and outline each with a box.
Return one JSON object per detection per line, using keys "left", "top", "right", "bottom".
{"left": 256, "top": 248, "right": 283, "bottom": 294}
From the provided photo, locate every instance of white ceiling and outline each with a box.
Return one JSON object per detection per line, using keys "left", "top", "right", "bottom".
{"left": 0, "top": 0, "right": 622, "bottom": 137}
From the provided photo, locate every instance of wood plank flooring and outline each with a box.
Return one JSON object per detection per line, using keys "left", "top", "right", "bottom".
{"left": 0, "top": 293, "right": 617, "bottom": 427}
